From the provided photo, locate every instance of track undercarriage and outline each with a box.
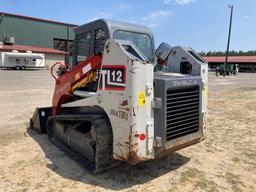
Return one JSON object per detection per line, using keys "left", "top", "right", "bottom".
{"left": 46, "top": 110, "right": 120, "bottom": 174}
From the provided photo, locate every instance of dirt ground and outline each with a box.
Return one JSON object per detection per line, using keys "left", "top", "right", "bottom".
{"left": 0, "top": 70, "right": 255, "bottom": 192}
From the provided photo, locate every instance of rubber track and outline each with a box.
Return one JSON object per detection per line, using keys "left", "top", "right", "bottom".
{"left": 47, "top": 113, "right": 121, "bottom": 174}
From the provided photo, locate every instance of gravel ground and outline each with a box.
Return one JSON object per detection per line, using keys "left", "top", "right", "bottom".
{"left": 0, "top": 70, "right": 255, "bottom": 192}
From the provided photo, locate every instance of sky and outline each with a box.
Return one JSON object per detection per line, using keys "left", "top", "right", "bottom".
{"left": 1, "top": 0, "right": 256, "bottom": 52}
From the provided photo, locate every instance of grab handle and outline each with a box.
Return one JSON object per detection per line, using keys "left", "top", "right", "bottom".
{"left": 50, "top": 62, "right": 67, "bottom": 82}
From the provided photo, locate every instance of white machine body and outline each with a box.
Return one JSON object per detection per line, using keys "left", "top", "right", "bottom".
{"left": 63, "top": 39, "right": 208, "bottom": 163}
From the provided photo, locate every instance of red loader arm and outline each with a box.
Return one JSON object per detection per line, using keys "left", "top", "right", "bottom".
{"left": 51, "top": 55, "right": 102, "bottom": 115}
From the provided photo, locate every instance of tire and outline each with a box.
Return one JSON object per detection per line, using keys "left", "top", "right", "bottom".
{"left": 21, "top": 66, "right": 26, "bottom": 70}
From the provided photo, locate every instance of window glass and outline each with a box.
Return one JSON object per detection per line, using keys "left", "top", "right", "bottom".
{"left": 75, "top": 32, "right": 91, "bottom": 64}
{"left": 94, "top": 28, "right": 106, "bottom": 54}
{"left": 187, "top": 50, "right": 206, "bottom": 63}
{"left": 95, "top": 28, "right": 105, "bottom": 40}
{"left": 114, "top": 30, "right": 154, "bottom": 63}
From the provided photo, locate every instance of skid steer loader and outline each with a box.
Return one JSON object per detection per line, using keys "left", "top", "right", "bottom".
{"left": 30, "top": 19, "right": 208, "bottom": 173}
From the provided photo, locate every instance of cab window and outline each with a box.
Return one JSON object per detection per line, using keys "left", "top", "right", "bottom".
{"left": 114, "top": 30, "right": 154, "bottom": 63}
{"left": 75, "top": 31, "right": 91, "bottom": 64}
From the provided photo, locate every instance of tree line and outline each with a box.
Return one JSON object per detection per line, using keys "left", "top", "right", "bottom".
{"left": 199, "top": 50, "right": 256, "bottom": 57}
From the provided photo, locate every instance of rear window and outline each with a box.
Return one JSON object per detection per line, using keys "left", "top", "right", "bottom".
{"left": 114, "top": 30, "right": 154, "bottom": 63}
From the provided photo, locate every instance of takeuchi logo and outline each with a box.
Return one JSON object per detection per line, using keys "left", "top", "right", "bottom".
{"left": 172, "top": 79, "right": 198, "bottom": 86}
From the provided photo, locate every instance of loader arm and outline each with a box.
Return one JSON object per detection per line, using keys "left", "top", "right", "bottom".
{"left": 51, "top": 55, "right": 102, "bottom": 115}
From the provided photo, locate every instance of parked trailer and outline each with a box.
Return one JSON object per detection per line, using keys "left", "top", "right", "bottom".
{"left": 0, "top": 52, "right": 45, "bottom": 70}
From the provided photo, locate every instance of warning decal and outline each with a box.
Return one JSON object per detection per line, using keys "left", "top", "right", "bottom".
{"left": 138, "top": 91, "right": 146, "bottom": 107}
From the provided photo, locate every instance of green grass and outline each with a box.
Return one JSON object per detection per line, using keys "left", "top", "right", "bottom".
{"left": 179, "top": 168, "right": 219, "bottom": 192}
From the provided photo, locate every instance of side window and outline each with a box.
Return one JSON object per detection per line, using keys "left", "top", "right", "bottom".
{"left": 75, "top": 32, "right": 92, "bottom": 64}
{"left": 94, "top": 28, "right": 106, "bottom": 54}
{"left": 113, "top": 30, "right": 154, "bottom": 63}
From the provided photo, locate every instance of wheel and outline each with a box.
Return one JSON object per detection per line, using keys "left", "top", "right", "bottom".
{"left": 15, "top": 66, "right": 20, "bottom": 70}
{"left": 21, "top": 66, "right": 26, "bottom": 70}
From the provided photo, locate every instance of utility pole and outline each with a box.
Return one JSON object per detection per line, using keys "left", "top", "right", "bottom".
{"left": 224, "top": 5, "right": 233, "bottom": 76}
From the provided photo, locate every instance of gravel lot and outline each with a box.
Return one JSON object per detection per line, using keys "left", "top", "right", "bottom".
{"left": 0, "top": 70, "right": 255, "bottom": 192}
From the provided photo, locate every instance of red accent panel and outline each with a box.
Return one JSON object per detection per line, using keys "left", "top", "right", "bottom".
{"left": 98, "top": 65, "right": 126, "bottom": 91}
{"left": 102, "top": 65, "right": 127, "bottom": 84}
{"left": 203, "top": 56, "right": 256, "bottom": 63}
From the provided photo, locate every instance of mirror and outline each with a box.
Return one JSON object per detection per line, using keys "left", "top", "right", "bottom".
{"left": 155, "top": 42, "right": 172, "bottom": 61}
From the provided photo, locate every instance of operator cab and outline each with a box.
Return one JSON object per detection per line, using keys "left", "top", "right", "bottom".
{"left": 73, "top": 19, "right": 155, "bottom": 67}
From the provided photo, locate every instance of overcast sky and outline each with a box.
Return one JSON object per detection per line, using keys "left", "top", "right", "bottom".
{"left": 1, "top": 0, "right": 255, "bottom": 52}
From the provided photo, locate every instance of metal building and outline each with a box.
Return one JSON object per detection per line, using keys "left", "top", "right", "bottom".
{"left": 0, "top": 12, "right": 77, "bottom": 68}
{"left": 204, "top": 56, "right": 256, "bottom": 73}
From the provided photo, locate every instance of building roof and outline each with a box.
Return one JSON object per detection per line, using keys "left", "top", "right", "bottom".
{"left": 203, "top": 56, "right": 256, "bottom": 63}
{"left": 0, "top": 12, "right": 77, "bottom": 27}
{"left": 0, "top": 44, "right": 67, "bottom": 54}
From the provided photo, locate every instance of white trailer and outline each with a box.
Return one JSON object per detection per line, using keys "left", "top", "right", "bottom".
{"left": 0, "top": 51, "right": 45, "bottom": 70}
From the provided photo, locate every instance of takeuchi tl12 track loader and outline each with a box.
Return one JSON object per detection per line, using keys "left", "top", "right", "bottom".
{"left": 30, "top": 19, "right": 208, "bottom": 173}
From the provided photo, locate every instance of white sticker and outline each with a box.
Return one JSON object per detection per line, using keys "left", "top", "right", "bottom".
{"left": 82, "top": 63, "right": 92, "bottom": 74}
{"left": 41, "top": 111, "right": 45, "bottom": 117}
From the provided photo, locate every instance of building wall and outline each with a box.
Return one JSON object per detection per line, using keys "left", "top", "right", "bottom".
{"left": 208, "top": 62, "right": 256, "bottom": 73}
{"left": 0, "top": 52, "right": 2, "bottom": 65}
{"left": 45, "top": 53, "right": 65, "bottom": 69}
{"left": 0, "top": 14, "right": 75, "bottom": 48}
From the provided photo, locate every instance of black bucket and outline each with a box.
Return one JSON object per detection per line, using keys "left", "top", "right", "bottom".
{"left": 30, "top": 107, "right": 52, "bottom": 134}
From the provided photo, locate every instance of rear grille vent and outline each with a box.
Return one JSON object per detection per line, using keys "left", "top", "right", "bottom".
{"left": 166, "top": 86, "right": 200, "bottom": 141}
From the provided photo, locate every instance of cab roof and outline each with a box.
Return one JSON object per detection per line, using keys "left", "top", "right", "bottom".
{"left": 74, "top": 19, "right": 154, "bottom": 41}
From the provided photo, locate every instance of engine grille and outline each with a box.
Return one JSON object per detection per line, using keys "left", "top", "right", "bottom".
{"left": 166, "top": 86, "right": 200, "bottom": 141}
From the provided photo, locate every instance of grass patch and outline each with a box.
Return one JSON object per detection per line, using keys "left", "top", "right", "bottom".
{"left": 180, "top": 168, "right": 219, "bottom": 191}
{"left": 232, "top": 157, "right": 240, "bottom": 163}
{"left": 224, "top": 172, "right": 245, "bottom": 192}
{"left": 179, "top": 168, "right": 204, "bottom": 182}
{"left": 195, "top": 179, "right": 218, "bottom": 192}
